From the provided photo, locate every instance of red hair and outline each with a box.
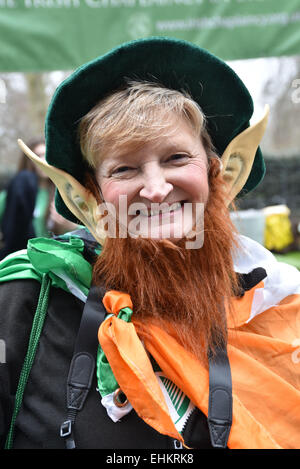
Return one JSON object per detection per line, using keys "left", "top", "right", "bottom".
{"left": 89, "top": 158, "right": 240, "bottom": 364}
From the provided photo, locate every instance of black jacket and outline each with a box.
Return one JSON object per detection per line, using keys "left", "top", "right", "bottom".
{"left": 0, "top": 171, "right": 38, "bottom": 260}
{"left": 0, "top": 277, "right": 213, "bottom": 449}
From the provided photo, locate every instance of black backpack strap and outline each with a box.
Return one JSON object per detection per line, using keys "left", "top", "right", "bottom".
{"left": 207, "top": 345, "right": 232, "bottom": 449}
{"left": 60, "top": 284, "right": 106, "bottom": 449}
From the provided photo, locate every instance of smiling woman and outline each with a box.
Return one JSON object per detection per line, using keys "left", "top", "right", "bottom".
{"left": 78, "top": 81, "right": 216, "bottom": 241}
{"left": 1, "top": 37, "right": 299, "bottom": 451}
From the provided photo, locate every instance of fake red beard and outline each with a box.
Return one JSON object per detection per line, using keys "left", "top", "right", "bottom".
{"left": 91, "top": 158, "right": 240, "bottom": 364}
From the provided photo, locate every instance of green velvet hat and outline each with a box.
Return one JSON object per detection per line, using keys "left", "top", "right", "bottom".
{"left": 45, "top": 36, "right": 265, "bottom": 223}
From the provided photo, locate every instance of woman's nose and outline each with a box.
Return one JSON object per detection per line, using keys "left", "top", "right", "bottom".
{"left": 139, "top": 165, "right": 173, "bottom": 203}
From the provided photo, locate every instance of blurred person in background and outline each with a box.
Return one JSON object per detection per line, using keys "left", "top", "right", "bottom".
{"left": 0, "top": 139, "right": 77, "bottom": 260}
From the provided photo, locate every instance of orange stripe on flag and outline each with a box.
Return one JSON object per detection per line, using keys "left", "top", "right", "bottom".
{"left": 98, "top": 290, "right": 300, "bottom": 449}
{"left": 98, "top": 311, "right": 184, "bottom": 444}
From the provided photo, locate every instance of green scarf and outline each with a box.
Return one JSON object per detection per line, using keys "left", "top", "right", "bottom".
{"left": 0, "top": 229, "right": 99, "bottom": 300}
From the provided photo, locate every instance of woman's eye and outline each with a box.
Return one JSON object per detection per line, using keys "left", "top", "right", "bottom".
{"left": 167, "top": 153, "right": 189, "bottom": 162}
{"left": 112, "top": 166, "right": 134, "bottom": 175}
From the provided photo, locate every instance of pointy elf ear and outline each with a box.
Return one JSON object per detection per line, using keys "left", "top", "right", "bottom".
{"left": 221, "top": 105, "right": 270, "bottom": 205}
{"left": 17, "top": 139, "right": 107, "bottom": 245}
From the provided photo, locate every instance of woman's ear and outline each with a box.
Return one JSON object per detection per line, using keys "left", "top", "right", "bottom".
{"left": 221, "top": 105, "right": 269, "bottom": 205}
{"left": 17, "top": 139, "right": 107, "bottom": 245}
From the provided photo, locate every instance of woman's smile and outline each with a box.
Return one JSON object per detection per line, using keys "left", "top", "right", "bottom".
{"left": 97, "top": 114, "right": 209, "bottom": 240}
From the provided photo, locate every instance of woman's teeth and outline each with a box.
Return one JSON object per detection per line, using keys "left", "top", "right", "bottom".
{"left": 140, "top": 201, "right": 182, "bottom": 217}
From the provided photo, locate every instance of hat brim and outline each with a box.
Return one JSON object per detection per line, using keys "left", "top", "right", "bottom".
{"left": 45, "top": 37, "right": 264, "bottom": 223}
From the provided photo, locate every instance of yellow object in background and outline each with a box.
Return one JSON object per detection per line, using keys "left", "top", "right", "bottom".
{"left": 263, "top": 205, "right": 294, "bottom": 252}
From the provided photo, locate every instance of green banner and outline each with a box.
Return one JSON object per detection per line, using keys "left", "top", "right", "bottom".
{"left": 0, "top": 0, "right": 300, "bottom": 72}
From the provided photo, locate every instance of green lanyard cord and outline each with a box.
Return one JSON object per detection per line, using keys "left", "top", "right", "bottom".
{"left": 5, "top": 273, "right": 51, "bottom": 449}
